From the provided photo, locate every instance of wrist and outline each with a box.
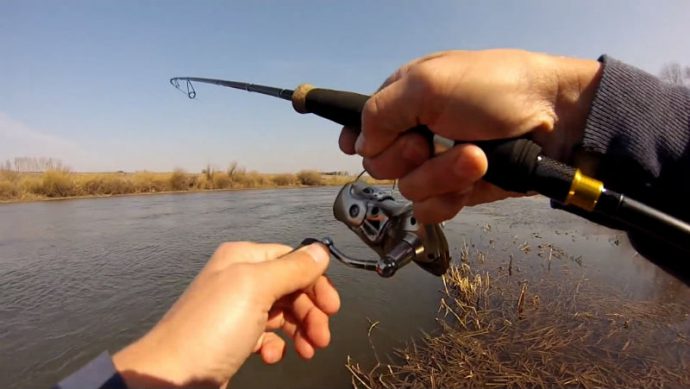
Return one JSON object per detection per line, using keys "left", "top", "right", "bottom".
{"left": 550, "top": 56, "right": 603, "bottom": 163}
{"left": 112, "top": 332, "right": 190, "bottom": 389}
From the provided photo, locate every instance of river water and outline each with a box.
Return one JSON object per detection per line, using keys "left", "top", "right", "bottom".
{"left": 1, "top": 188, "right": 688, "bottom": 388}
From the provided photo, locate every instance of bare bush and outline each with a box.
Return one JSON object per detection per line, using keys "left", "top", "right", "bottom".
{"left": 41, "top": 170, "right": 76, "bottom": 197}
{"left": 272, "top": 173, "right": 298, "bottom": 186}
{"left": 0, "top": 180, "right": 19, "bottom": 200}
{"left": 169, "top": 169, "right": 190, "bottom": 191}
{"left": 211, "top": 172, "right": 232, "bottom": 189}
{"left": 297, "top": 170, "right": 323, "bottom": 186}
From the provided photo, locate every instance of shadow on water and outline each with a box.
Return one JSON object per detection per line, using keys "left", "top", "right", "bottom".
{"left": 0, "top": 190, "right": 688, "bottom": 388}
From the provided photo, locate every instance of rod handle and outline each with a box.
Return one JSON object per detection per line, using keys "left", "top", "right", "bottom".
{"left": 292, "top": 84, "right": 368, "bottom": 127}
{"left": 291, "top": 85, "right": 571, "bottom": 197}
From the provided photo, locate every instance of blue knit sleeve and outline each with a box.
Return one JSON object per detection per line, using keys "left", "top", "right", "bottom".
{"left": 551, "top": 56, "right": 690, "bottom": 281}
{"left": 52, "top": 352, "right": 127, "bottom": 389}
{"left": 576, "top": 55, "right": 690, "bottom": 221}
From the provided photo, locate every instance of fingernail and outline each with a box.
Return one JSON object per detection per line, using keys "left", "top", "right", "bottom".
{"left": 300, "top": 243, "right": 328, "bottom": 263}
{"left": 355, "top": 133, "right": 366, "bottom": 154}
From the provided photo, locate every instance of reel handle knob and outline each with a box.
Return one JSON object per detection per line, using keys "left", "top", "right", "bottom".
{"left": 375, "top": 234, "right": 421, "bottom": 278}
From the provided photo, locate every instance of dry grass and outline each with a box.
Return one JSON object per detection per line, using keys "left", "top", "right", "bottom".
{"left": 297, "top": 170, "right": 324, "bottom": 186}
{"left": 0, "top": 168, "right": 392, "bottom": 202}
{"left": 272, "top": 173, "right": 299, "bottom": 187}
{"left": 347, "top": 249, "right": 690, "bottom": 388}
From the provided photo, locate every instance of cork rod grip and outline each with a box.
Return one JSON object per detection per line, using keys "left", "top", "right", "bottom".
{"left": 291, "top": 84, "right": 370, "bottom": 128}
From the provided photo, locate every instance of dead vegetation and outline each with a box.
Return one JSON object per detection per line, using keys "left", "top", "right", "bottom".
{"left": 347, "top": 248, "right": 690, "bottom": 388}
{"left": 0, "top": 167, "right": 390, "bottom": 202}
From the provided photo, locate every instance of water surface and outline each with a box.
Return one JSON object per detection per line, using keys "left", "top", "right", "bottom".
{"left": 0, "top": 188, "right": 687, "bottom": 388}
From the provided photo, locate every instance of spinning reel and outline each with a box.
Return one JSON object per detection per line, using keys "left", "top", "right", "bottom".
{"left": 302, "top": 180, "right": 450, "bottom": 278}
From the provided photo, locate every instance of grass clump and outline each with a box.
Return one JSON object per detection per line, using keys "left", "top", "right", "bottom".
{"left": 78, "top": 174, "right": 134, "bottom": 195}
{"left": 230, "top": 170, "right": 266, "bottom": 188}
{"left": 212, "top": 173, "right": 231, "bottom": 189}
{"left": 40, "top": 170, "right": 77, "bottom": 197}
{"left": 131, "top": 172, "right": 169, "bottom": 193}
{"left": 0, "top": 180, "right": 19, "bottom": 200}
{"left": 169, "top": 169, "right": 191, "bottom": 191}
{"left": 347, "top": 250, "right": 690, "bottom": 388}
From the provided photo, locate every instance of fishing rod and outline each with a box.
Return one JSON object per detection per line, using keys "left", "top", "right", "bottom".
{"left": 170, "top": 77, "right": 690, "bottom": 267}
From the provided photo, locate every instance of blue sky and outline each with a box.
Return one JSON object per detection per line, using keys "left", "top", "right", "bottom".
{"left": 2, "top": 1, "right": 689, "bottom": 173}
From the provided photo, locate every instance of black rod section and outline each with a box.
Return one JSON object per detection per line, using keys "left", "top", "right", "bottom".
{"left": 170, "top": 77, "right": 294, "bottom": 101}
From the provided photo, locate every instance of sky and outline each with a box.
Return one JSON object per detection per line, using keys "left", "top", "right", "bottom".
{"left": 1, "top": 1, "right": 689, "bottom": 173}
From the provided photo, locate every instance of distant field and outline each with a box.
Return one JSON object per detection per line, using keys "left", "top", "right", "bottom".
{"left": 0, "top": 168, "right": 387, "bottom": 202}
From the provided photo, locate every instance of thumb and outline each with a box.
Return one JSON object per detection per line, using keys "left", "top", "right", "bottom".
{"left": 254, "top": 243, "right": 330, "bottom": 300}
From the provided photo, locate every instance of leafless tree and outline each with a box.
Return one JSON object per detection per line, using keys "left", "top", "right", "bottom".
{"left": 226, "top": 161, "right": 238, "bottom": 178}
{"left": 8, "top": 157, "right": 68, "bottom": 172}
{"left": 659, "top": 62, "right": 690, "bottom": 86}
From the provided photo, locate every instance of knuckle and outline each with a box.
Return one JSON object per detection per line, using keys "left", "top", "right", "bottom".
{"left": 438, "top": 210, "right": 459, "bottom": 223}
{"left": 224, "top": 263, "right": 258, "bottom": 291}
{"left": 400, "top": 134, "right": 430, "bottom": 164}
{"left": 215, "top": 241, "right": 250, "bottom": 257}
{"left": 380, "top": 67, "right": 404, "bottom": 90}
{"left": 362, "top": 93, "right": 384, "bottom": 129}
{"left": 398, "top": 179, "right": 422, "bottom": 202}
{"left": 338, "top": 128, "right": 355, "bottom": 154}
{"left": 425, "top": 205, "right": 454, "bottom": 224}
{"left": 408, "top": 62, "right": 440, "bottom": 98}
{"left": 412, "top": 206, "right": 435, "bottom": 224}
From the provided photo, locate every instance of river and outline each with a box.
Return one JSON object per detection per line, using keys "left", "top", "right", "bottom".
{"left": 1, "top": 188, "right": 688, "bottom": 388}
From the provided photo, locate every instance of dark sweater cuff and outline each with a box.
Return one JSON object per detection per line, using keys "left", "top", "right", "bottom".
{"left": 580, "top": 55, "right": 690, "bottom": 186}
{"left": 52, "top": 352, "right": 127, "bottom": 389}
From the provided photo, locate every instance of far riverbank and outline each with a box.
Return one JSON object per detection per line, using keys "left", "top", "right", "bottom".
{"left": 0, "top": 169, "right": 387, "bottom": 204}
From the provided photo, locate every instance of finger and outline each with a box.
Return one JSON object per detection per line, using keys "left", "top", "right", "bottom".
{"left": 339, "top": 126, "right": 359, "bottom": 155}
{"left": 358, "top": 77, "right": 425, "bottom": 157}
{"left": 258, "top": 332, "right": 286, "bottom": 364}
{"left": 254, "top": 243, "right": 330, "bottom": 301}
{"left": 398, "top": 144, "right": 487, "bottom": 202}
{"left": 265, "top": 307, "right": 286, "bottom": 330}
{"left": 464, "top": 180, "right": 520, "bottom": 206}
{"left": 272, "top": 276, "right": 340, "bottom": 324}
{"left": 413, "top": 192, "right": 470, "bottom": 224}
{"left": 377, "top": 66, "right": 406, "bottom": 92}
{"left": 362, "top": 131, "right": 431, "bottom": 179}
{"left": 289, "top": 293, "right": 331, "bottom": 348}
{"left": 278, "top": 311, "right": 317, "bottom": 359}
{"left": 358, "top": 51, "right": 455, "bottom": 157}
{"left": 279, "top": 310, "right": 299, "bottom": 338}
{"left": 206, "top": 242, "right": 293, "bottom": 272}
{"left": 294, "top": 329, "right": 316, "bottom": 360}
{"left": 307, "top": 275, "right": 340, "bottom": 316}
